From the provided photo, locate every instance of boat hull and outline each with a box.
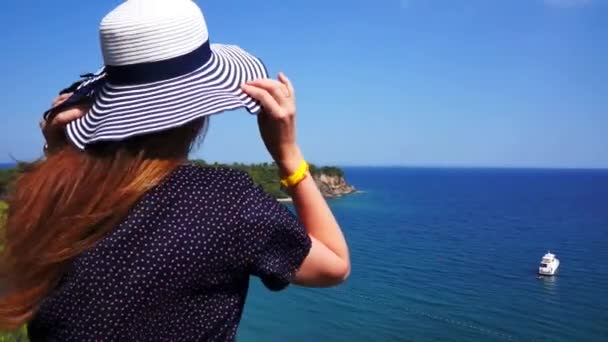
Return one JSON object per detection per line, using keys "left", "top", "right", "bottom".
{"left": 538, "top": 259, "right": 560, "bottom": 276}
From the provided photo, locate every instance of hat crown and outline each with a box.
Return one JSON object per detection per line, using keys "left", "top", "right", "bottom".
{"left": 100, "top": 0, "right": 208, "bottom": 67}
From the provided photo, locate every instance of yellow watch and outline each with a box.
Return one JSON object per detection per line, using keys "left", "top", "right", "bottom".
{"left": 280, "top": 160, "right": 309, "bottom": 188}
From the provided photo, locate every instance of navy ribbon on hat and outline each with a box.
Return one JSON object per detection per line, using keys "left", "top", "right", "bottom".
{"left": 105, "top": 41, "right": 212, "bottom": 86}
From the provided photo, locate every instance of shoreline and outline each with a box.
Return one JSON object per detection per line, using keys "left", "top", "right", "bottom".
{"left": 275, "top": 189, "right": 360, "bottom": 203}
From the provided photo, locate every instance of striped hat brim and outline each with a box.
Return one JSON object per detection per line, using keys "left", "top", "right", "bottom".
{"left": 64, "top": 43, "right": 268, "bottom": 150}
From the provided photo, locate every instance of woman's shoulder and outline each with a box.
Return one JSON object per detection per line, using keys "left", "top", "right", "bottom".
{"left": 183, "top": 163, "right": 252, "bottom": 180}
{"left": 168, "top": 164, "right": 255, "bottom": 193}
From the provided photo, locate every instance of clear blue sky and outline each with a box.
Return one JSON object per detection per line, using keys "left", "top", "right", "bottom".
{"left": 0, "top": 0, "right": 606, "bottom": 168}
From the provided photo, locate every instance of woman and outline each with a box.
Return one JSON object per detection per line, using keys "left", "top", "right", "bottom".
{"left": 0, "top": 0, "right": 350, "bottom": 340}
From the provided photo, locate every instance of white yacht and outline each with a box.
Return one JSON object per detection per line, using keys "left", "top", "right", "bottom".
{"left": 538, "top": 251, "right": 560, "bottom": 276}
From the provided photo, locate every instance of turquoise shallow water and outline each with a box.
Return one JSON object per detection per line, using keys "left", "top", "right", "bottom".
{"left": 238, "top": 167, "right": 608, "bottom": 341}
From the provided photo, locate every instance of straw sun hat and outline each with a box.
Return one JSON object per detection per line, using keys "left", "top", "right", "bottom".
{"left": 44, "top": 0, "right": 269, "bottom": 149}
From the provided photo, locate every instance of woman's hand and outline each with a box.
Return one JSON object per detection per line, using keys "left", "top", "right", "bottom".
{"left": 241, "top": 73, "right": 303, "bottom": 176}
{"left": 40, "top": 93, "right": 89, "bottom": 152}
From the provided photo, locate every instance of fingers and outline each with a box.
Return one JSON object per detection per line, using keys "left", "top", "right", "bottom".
{"left": 245, "top": 78, "right": 290, "bottom": 101}
{"left": 241, "top": 84, "right": 283, "bottom": 116}
{"left": 242, "top": 73, "right": 296, "bottom": 119}
{"left": 278, "top": 72, "right": 294, "bottom": 98}
{"left": 52, "top": 93, "right": 73, "bottom": 108}
{"left": 52, "top": 105, "right": 88, "bottom": 125}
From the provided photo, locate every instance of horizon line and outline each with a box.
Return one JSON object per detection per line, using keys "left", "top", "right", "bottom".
{"left": 337, "top": 164, "right": 608, "bottom": 171}
{"left": 0, "top": 160, "right": 606, "bottom": 171}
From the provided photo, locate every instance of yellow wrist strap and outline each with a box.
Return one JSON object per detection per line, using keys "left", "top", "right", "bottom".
{"left": 280, "top": 160, "right": 309, "bottom": 188}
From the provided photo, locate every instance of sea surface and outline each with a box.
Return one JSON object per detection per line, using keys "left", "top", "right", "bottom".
{"left": 2, "top": 163, "right": 607, "bottom": 341}
{"left": 238, "top": 167, "right": 608, "bottom": 341}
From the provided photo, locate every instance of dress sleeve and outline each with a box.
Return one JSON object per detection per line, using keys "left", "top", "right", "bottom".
{"left": 235, "top": 173, "right": 312, "bottom": 291}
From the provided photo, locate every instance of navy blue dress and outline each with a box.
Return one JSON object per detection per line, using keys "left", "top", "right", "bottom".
{"left": 28, "top": 165, "right": 312, "bottom": 341}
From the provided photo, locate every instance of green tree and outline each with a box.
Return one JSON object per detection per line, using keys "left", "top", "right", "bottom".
{"left": 0, "top": 201, "right": 28, "bottom": 340}
{"left": 0, "top": 326, "right": 28, "bottom": 341}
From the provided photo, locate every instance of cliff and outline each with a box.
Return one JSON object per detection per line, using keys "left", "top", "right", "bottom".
{"left": 188, "top": 160, "right": 357, "bottom": 200}
{"left": 313, "top": 173, "right": 356, "bottom": 198}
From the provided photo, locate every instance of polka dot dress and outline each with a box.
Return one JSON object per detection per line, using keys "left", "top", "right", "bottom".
{"left": 28, "top": 165, "right": 312, "bottom": 341}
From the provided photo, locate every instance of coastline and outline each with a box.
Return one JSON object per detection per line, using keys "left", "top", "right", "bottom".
{"left": 275, "top": 189, "right": 360, "bottom": 204}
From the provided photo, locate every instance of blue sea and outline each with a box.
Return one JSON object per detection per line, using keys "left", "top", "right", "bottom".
{"left": 2, "top": 163, "right": 607, "bottom": 340}
{"left": 238, "top": 167, "right": 608, "bottom": 341}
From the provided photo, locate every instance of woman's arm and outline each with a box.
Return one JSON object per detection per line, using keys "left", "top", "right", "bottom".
{"left": 287, "top": 163, "right": 351, "bottom": 286}
{"left": 242, "top": 74, "right": 350, "bottom": 287}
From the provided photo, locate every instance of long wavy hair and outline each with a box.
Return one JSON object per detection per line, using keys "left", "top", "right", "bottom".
{"left": 0, "top": 117, "right": 207, "bottom": 330}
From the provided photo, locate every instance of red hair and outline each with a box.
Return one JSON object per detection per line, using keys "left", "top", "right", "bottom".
{"left": 0, "top": 118, "right": 206, "bottom": 330}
